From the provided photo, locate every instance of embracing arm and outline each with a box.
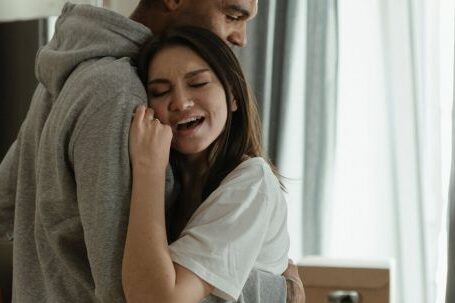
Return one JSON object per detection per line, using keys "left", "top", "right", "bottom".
{"left": 284, "top": 261, "right": 306, "bottom": 303}
{"left": 122, "top": 106, "right": 213, "bottom": 303}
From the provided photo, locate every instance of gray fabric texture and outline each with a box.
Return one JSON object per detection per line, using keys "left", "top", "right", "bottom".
{"left": 0, "top": 2, "right": 286, "bottom": 303}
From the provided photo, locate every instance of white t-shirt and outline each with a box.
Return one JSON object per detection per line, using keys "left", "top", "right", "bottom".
{"left": 169, "top": 157, "right": 290, "bottom": 301}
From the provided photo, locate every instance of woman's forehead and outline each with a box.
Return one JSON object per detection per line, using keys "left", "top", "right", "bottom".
{"left": 148, "top": 46, "right": 212, "bottom": 78}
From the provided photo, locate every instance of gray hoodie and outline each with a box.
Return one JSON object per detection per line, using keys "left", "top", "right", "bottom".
{"left": 0, "top": 2, "right": 286, "bottom": 303}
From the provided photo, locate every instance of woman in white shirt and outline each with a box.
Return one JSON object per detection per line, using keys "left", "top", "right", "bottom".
{"left": 122, "top": 26, "right": 290, "bottom": 303}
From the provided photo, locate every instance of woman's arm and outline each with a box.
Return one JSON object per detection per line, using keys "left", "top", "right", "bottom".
{"left": 122, "top": 106, "right": 213, "bottom": 303}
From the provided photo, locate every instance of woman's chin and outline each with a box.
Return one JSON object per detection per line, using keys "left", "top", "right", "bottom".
{"left": 172, "top": 144, "right": 208, "bottom": 158}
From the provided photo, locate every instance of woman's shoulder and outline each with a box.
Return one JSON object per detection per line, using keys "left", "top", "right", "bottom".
{"left": 220, "top": 157, "right": 281, "bottom": 192}
{"left": 229, "top": 156, "right": 270, "bottom": 175}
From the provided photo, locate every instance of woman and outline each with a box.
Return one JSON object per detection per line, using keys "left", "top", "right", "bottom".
{"left": 123, "top": 26, "right": 289, "bottom": 303}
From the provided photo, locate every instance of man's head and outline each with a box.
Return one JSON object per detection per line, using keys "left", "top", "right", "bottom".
{"left": 134, "top": 0, "right": 258, "bottom": 47}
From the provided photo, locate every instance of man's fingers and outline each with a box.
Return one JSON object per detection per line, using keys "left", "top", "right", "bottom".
{"left": 284, "top": 259, "right": 299, "bottom": 276}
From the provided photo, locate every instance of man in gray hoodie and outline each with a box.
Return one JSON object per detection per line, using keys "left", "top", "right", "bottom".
{"left": 0, "top": 1, "right": 304, "bottom": 302}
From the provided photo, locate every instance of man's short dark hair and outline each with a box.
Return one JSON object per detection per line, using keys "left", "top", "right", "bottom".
{"left": 139, "top": 0, "right": 157, "bottom": 8}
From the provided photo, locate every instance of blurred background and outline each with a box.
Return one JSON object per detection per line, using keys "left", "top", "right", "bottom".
{"left": 0, "top": 1, "right": 454, "bottom": 303}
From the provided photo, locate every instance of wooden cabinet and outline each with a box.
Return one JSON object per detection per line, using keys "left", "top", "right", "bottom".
{"left": 297, "top": 257, "right": 391, "bottom": 303}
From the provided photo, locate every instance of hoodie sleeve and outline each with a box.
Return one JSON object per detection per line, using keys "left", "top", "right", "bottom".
{"left": 71, "top": 91, "right": 142, "bottom": 302}
{"left": 0, "top": 141, "right": 18, "bottom": 241}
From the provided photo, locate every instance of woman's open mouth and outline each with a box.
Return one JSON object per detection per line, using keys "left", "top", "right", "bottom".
{"left": 176, "top": 116, "right": 205, "bottom": 131}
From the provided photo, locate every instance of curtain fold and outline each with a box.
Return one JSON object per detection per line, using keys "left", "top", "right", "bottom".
{"left": 329, "top": 1, "right": 449, "bottom": 302}
{"left": 235, "top": 0, "right": 298, "bottom": 162}
{"left": 302, "top": 0, "right": 338, "bottom": 255}
{"left": 379, "top": 0, "right": 427, "bottom": 300}
{"left": 236, "top": 0, "right": 338, "bottom": 257}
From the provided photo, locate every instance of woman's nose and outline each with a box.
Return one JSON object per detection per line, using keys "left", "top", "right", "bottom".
{"left": 169, "top": 89, "right": 194, "bottom": 111}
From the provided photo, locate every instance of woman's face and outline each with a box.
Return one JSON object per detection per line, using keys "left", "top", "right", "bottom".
{"left": 147, "top": 45, "right": 237, "bottom": 158}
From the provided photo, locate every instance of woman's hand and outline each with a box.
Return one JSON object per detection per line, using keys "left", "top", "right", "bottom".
{"left": 129, "top": 105, "right": 172, "bottom": 173}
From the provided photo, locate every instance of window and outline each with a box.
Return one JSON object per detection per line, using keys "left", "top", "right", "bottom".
{"left": 279, "top": 1, "right": 454, "bottom": 302}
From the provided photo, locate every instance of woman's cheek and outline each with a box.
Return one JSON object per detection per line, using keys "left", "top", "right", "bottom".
{"left": 150, "top": 103, "right": 166, "bottom": 122}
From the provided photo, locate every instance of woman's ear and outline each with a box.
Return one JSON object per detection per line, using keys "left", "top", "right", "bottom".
{"left": 162, "top": 0, "right": 183, "bottom": 11}
{"left": 230, "top": 99, "right": 238, "bottom": 112}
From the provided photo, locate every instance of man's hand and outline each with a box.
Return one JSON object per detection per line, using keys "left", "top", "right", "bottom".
{"left": 283, "top": 259, "right": 305, "bottom": 303}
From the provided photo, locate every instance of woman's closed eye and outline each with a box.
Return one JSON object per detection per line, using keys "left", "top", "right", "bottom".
{"left": 148, "top": 81, "right": 171, "bottom": 98}
{"left": 150, "top": 89, "right": 169, "bottom": 97}
{"left": 189, "top": 82, "right": 209, "bottom": 88}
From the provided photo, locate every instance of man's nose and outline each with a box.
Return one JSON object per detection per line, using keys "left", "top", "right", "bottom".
{"left": 228, "top": 27, "right": 247, "bottom": 47}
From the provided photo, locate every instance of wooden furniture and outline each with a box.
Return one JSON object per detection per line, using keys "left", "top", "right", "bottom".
{"left": 297, "top": 257, "right": 391, "bottom": 303}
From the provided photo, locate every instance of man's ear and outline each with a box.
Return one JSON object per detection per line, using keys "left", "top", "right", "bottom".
{"left": 162, "top": 0, "right": 184, "bottom": 11}
{"left": 230, "top": 99, "right": 238, "bottom": 112}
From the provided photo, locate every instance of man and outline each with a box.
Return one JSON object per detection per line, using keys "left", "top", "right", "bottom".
{"left": 0, "top": 0, "right": 304, "bottom": 302}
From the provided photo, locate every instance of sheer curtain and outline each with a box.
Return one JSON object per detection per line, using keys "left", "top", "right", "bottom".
{"left": 324, "top": 1, "right": 454, "bottom": 303}
{"left": 235, "top": 0, "right": 306, "bottom": 259}
{"left": 236, "top": 0, "right": 339, "bottom": 260}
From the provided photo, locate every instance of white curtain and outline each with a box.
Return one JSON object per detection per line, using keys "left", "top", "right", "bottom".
{"left": 275, "top": 0, "right": 339, "bottom": 259}
{"left": 234, "top": 0, "right": 309, "bottom": 260}
{"left": 323, "top": 1, "right": 454, "bottom": 303}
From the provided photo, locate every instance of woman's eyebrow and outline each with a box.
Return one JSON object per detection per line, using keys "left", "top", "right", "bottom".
{"left": 147, "top": 79, "right": 170, "bottom": 85}
{"left": 184, "top": 68, "right": 210, "bottom": 79}
{"left": 147, "top": 69, "right": 210, "bottom": 85}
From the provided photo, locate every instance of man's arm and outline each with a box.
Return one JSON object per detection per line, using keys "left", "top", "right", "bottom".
{"left": 200, "top": 263, "right": 305, "bottom": 303}
{"left": 283, "top": 261, "right": 305, "bottom": 303}
{"left": 72, "top": 92, "right": 144, "bottom": 302}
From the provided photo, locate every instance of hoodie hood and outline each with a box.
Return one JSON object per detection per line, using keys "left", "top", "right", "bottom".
{"left": 36, "top": 3, "right": 152, "bottom": 97}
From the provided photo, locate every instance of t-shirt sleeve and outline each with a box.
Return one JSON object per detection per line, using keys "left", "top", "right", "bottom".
{"left": 169, "top": 159, "right": 287, "bottom": 301}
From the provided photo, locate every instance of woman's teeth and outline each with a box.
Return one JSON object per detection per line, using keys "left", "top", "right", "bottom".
{"left": 176, "top": 117, "right": 204, "bottom": 130}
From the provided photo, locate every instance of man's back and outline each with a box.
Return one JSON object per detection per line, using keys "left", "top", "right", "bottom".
{"left": 0, "top": 4, "right": 151, "bottom": 301}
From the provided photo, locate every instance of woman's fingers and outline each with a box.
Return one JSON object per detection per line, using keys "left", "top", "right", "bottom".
{"left": 145, "top": 107, "right": 155, "bottom": 122}
{"left": 132, "top": 104, "right": 146, "bottom": 125}
{"left": 132, "top": 105, "right": 160, "bottom": 130}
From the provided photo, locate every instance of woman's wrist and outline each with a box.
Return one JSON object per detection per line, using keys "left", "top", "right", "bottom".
{"left": 132, "top": 160, "right": 167, "bottom": 176}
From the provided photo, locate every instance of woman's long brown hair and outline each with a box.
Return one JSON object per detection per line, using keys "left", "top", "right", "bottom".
{"left": 136, "top": 26, "right": 282, "bottom": 241}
